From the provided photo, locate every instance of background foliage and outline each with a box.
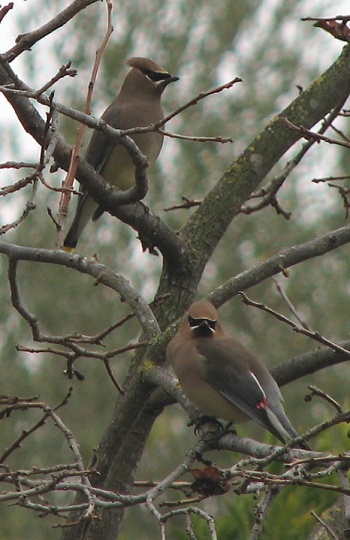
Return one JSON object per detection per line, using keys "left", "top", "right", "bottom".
{"left": 1, "top": 1, "right": 350, "bottom": 538}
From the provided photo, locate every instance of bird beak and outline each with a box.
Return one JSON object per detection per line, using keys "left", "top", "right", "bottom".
{"left": 192, "top": 319, "right": 216, "bottom": 337}
{"left": 199, "top": 320, "right": 214, "bottom": 331}
{"left": 167, "top": 75, "right": 180, "bottom": 84}
{"left": 157, "top": 75, "right": 179, "bottom": 91}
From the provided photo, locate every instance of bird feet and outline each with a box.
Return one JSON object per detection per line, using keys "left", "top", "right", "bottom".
{"left": 191, "top": 416, "right": 236, "bottom": 442}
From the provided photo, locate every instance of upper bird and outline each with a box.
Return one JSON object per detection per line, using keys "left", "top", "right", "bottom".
{"left": 63, "top": 57, "right": 179, "bottom": 252}
{"left": 167, "top": 300, "right": 309, "bottom": 448}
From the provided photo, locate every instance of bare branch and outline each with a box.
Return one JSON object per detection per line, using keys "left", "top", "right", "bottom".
{"left": 250, "top": 487, "right": 279, "bottom": 540}
{"left": 302, "top": 16, "right": 350, "bottom": 43}
{"left": 310, "top": 511, "right": 340, "bottom": 540}
{"left": 241, "top": 98, "right": 348, "bottom": 217}
{"left": 158, "top": 129, "right": 233, "bottom": 144}
{"left": 0, "top": 390, "right": 74, "bottom": 464}
{"left": 2, "top": 0, "right": 100, "bottom": 62}
{"left": 282, "top": 116, "right": 350, "bottom": 149}
{"left": 209, "top": 223, "right": 350, "bottom": 311}
{"left": 302, "top": 15, "right": 350, "bottom": 22}
{"left": 306, "top": 385, "right": 344, "bottom": 414}
{"left": 0, "top": 177, "right": 37, "bottom": 234}
{"left": 239, "top": 291, "right": 350, "bottom": 357}
{"left": 0, "top": 3, "right": 14, "bottom": 24}
{"left": 2, "top": 244, "right": 160, "bottom": 338}
{"left": 154, "top": 77, "right": 243, "bottom": 128}
{"left": 36, "top": 63, "right": 77, "bottom": 96}
{"left": 338, "top": 468, "right": 350, "bottom": 524}
{"left": 273, "top": 277, "right": 311, "bottom": 330}
{"left": 164, "top": 195, "right": 202, "bottom": 212}
{"left": 0, "top": 161, "right": 36, "bottom": 171}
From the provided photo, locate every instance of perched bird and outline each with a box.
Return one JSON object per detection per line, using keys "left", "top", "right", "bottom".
{"left": 167, "top": 300, "right": 309, "bottom": 448}
{"left": 63, "top": 57, "right": 179, "bottom": 252}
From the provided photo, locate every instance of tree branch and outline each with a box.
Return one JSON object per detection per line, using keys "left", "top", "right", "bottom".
{"left": 1, "top": 242, "right": 160, "bottom": 339}
{"left": 239, "top": 291, "right": 350, "bottom": 358}
{"left": 209, "top": 223, "right": 350, "bottom": 306}
{"left": 2, "top": 0, "right": 100, "bottom": 62}
{"left": 178, "top": 43, "right": 350, "bottom": 281}
{"left": 0, "top": 63, "right": 183, "bottom": 264}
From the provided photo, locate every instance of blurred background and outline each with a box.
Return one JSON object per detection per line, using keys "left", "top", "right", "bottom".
{"left": 0, "top": 0, "right": 349, "bottom": 538}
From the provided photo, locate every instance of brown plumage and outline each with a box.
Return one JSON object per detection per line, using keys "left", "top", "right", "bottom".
{"left": 63, "top": 57, "right": 178, "bottom": 252}
{"left": 167, "top": 300, "right": 309, "bottom": 448}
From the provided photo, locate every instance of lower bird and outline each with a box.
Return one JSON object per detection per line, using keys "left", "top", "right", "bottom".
{"left": 167, "top": 300, "right": 309, "bottom": 449}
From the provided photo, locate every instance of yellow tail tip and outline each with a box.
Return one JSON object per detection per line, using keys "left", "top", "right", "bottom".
{"left": 62, "top": 246, "right": 75, "bottom": 253}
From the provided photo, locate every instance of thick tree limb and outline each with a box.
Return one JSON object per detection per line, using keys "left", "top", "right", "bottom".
{"left": 177, "top": 43, "right": 350, "bottom": 281}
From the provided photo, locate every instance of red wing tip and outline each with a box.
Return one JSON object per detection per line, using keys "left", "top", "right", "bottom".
{"left": 256, "top": 397, "right": 268, "bottom": 410}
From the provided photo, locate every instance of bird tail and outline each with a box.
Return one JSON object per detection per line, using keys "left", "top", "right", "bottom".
{"left": 63, "top": 193, "right": 98, "bottom": 252}
{"left": 266, "top": 407, "right": 310, "bottom": 450}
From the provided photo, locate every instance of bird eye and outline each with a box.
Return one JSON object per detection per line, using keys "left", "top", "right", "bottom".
{"left": 143, "top": 69, "right": 172, "bottom": 82}
{"left": 188, "top": 316, "right": 197, "bottom": 328}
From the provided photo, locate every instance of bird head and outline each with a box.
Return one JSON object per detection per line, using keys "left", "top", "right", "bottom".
{"left": 125, "top": 57, "right": 179, "bottom": 95}
{"left": 187, "top": 300, "right": 218, "bottom": 338}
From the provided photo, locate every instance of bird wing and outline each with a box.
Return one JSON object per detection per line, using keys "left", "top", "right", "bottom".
{"left": 196, "top": 339, "right": 285, "bottom": 441}
{"left": 85, "top": 129, "right": 117, "bottom": 174}
{"left": 82, "top": 102, "right": 124, "bottom": 220}
{"left": 84, "top": 96, "right": 128, "bottom": 176}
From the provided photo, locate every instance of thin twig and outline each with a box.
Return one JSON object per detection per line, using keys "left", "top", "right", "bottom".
{"left": 158, "top": 129, "right": 233, "bottom": 144}
{"left": 301, "top": 15, "right": 350, "bottom": 22}
{"left": 0, "top": 3, "right": 14, "bottom": 24}
{"left": 282, "top": 117, "right": 350, "bottom": 149}
{"left": 273, "top": 277, "right": 311, "bottom": 330}
{"left": 240, "top": 99, "right": 347, "bottom": 216}
{"left": 338, "top": 468, "right": 350, "bottom": 522}
{"left": 103, "top": 359, "right": 124, "bottom": 394}
{"left": 0, "top": 389, "right": 74, "bottom": 463}
{"left": 2, "top": 0, "right": 99, "bottom": 62}
{"left": 239, "top": 291, "right": 350, "bottom": 358}
{"left": 164, "top": 195, "right": 202, "bottom": 212}
{"left": 118, "top": 77, "right": 243, "bottom": 138}
{"left": 35, "top": 62, "right": 77, "bottom": 96}
{"left": 310, "top": 510, "right": 340, "bottom": 540}
{"left": 250, "top": 487, "right": 280, "bottom": 540}
{"left": 307, "top": 385, "right": 344, "bottom": 414}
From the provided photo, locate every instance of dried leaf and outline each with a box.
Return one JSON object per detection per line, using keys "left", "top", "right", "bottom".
{"left": 314, "top": 20, "right": 350, "bottom": 42}
{"left": 189, "top": 466, "right": 230, "bottom": 497}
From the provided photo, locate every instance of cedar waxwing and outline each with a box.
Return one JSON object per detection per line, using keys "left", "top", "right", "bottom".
{"left": 167, "top": 300, "right": 309, "bottom": 448}
{"left": 63, "top": 57, "right": 179, "bottom": 252}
